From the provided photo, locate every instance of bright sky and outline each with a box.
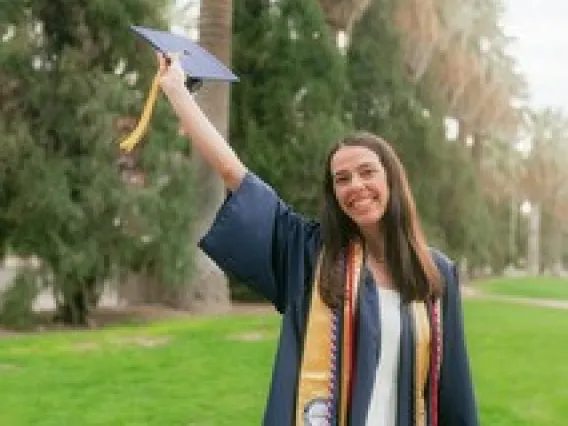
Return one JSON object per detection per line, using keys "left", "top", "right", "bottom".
{"left": 502, "top": 0, "right": 568, "bottom": 113}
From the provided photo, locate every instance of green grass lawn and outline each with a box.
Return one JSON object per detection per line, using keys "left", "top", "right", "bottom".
{"left": 0, "top": 316, "right": 277, "bottom": 426}
{"left": 465, "top": 300, "right": 568, "bottom": 426}
{"left": 1, "top": 300, "right": 567, "bottom": 425}
{"left": 477, "top": 276, "right": 568, "bottom": 300}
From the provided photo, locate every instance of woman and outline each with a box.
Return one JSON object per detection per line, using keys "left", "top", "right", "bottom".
{"left": 158, "top": 55, "right": 479, "bottom": 426}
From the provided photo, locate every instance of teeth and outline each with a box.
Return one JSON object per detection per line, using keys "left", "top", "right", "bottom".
{"left": 352, "top": 198, "right": 372, "bottom": 208}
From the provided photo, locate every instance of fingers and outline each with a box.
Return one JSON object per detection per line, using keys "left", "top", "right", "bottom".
{"left": 156, "top": 52, "right": 166, "bottom": 71}
{"left": 156, "top": 51, "right": 181, "bottom": 73}
{"left": 156, "top": 51, "right": 186, "bottom": 95}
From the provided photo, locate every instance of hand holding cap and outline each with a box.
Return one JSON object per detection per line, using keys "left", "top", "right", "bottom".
{"left": 119, "top": 26, "right": 238, "bottom": 153}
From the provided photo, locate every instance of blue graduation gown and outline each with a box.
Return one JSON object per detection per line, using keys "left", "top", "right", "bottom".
{"left": 199, "top": 173, "right": 479, "bottom": 426}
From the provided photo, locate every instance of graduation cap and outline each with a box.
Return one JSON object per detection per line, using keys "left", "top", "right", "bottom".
{"left": 120, "top": 25, "right": 238, "bottom": 152}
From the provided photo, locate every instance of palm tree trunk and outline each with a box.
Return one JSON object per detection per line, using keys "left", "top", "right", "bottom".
{"left": 527, "top": 203, "right": 540, "bottom": 275}
{"left": 178, "top": 0, "right": 233, "bottom": 313}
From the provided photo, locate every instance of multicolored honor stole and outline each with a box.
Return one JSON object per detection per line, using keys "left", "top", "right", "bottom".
{"left": 296, "top": 241, "right": 363, "bottom": 426}
{"left": 427, "top": 297, "right": 443, "bottom": 426}
{"left": 411, "top": 297, "right": 443, "bottom": 426}
{"left": 296, "top": 240, "right": 444, "bottom": 426}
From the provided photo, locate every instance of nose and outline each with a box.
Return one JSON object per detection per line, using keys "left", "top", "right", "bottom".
{"left": 348, "top": 174, "right": 365, "bottom": 190}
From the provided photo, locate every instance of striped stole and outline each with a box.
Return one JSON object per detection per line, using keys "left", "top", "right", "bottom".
{"left": 411, "top": 298, "right": 442, "bottom": 426}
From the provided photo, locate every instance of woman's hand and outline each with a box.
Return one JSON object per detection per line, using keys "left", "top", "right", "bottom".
{"left": 154, "top": 51, "right": 247, "bottom": 190}
{"left": 157, "top": 52, "right": 186, "bottom": 97}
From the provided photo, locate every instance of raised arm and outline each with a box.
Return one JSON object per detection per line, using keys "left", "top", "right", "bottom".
{"left": 157, "top": 54, "right": 247, "bottom": 191}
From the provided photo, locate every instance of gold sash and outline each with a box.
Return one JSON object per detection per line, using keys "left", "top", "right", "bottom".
{"left": 411, "top": 297, "right": 443, "bottom": 426}
{"left": 296, "top": 242, "right": 363, "bottom": 426}
{"left": 411, "top": 301, "right": 430, "bottom": 426}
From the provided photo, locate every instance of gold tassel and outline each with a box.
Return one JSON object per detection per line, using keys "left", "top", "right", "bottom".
{"left": 119, "top": 71, "right": 161, "bottom": 152}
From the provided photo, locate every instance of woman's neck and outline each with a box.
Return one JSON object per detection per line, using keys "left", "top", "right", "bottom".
{"left": 361, "top": 229, "right": 386, "bottom": 262}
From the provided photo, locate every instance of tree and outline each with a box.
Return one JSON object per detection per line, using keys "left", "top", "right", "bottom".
{"left": 521, "top": 109, "right": 568, "bottom": 273}
{"left": 316, "top": 0, "right": 372, "bottom": 35}
{"left": 231, "top": 0, "right": 347, "bottom": 218}
{"left": 346, "top": 0, "right": 444, "bottom": 236}
{"left": 227, "top": 0, "right": 348, "bottom": 301}
{"left": 346, "top": 0, "right": 506, "bottom": 271}
{"left": 0, "top": 1, "right": 194, "bottom": 325}
{"left": 175, "top": 0, "right": 234, "bottom": 313}
{"left": 393, "top": 0, "right": 525, "bottom": 172}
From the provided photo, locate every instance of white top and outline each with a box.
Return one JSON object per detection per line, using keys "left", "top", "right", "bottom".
{"left": 365, "top": 285, "right": 401, "bottom": 426}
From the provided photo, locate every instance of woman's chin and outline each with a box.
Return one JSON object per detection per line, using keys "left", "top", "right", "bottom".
{"left": 351, "top": 213, "right": 384, "bottom": 232}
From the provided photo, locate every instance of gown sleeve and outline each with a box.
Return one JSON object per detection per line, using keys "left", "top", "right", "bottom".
{"left": 198, "top": 172, "right": 321, "bottom": 313}
{"left": 438, "top": 258, "right": 480, "bottom": 426}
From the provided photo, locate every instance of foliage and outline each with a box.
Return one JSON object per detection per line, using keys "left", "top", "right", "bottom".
{"left": 346, "top": 0, "right": 513, "bottom": 271}
{"left": 346, "top": 0, "right": 448, "bottom": 247}
{"left": 229, "top": 0, "right": 349, "bottom": 300}
{"left": 0, "top": 269, "right": 40, "bottom": 328}
{"left": 231, "top": 0, "right": 348, "bottom": 218}
{"left": 520, "top": 109, "right": 568, "bottom": 271}
{"left": 0, "top": 1, "right": 195, "bottom": 322}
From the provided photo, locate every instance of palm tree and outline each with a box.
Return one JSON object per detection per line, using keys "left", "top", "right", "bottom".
{"left": 521, "top": 109, "right": 568, "bottom": 274}
{"left": 399, "top": 0, "right": 525, "bottom": 170}
{"left": 175, "top": 0, "right": 234, "bottom": 313}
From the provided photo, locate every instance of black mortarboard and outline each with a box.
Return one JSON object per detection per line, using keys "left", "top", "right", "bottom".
{"left": 120, "top": 25, "right": 238, "bottom": 152}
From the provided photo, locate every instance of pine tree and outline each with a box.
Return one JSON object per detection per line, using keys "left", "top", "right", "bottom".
{"left": 0, "top": 1, "right": 194, "bottom": 325}
{"left": 231, "top": 0, "right": 348, "bottom": 218}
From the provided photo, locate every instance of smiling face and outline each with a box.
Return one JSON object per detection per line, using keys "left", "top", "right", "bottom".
{"left": 330, "top": 145, "right": 389, "bottom": 234}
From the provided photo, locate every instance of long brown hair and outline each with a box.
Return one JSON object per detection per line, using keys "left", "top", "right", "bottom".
{"left": 319, "top": 132, "right": 442, "bottom": 309}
